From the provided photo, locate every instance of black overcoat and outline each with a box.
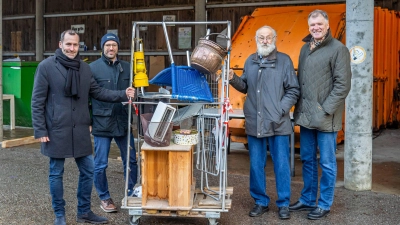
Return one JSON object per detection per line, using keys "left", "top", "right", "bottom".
{"left": 31, "top": 55, "right": 128, "bottom": 158}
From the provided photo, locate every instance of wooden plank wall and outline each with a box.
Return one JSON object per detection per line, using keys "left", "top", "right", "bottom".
{"left": 3, "top": 0, "right": 35, "bottom": 55}
{"left": 3, "top": 0, "right": 35, "bottom": 15}
{"left": 2, "top": 0, "right": 399, "bottom": 62}
{"left": 44, "top": 0, "right": 194, "bottom": 12}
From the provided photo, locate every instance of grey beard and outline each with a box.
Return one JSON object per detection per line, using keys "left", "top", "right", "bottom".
{"left": 257, "top": 43, "right": 275, "bottom": 57}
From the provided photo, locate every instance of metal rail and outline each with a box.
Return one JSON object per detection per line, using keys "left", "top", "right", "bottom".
{"left": 123, "top": 20, "right": 232, "bottom": 225}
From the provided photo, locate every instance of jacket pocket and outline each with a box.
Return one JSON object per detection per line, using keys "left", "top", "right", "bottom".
{"left": 92, "top": 108, "right": 113, "bottom": 132}
{"left": 309, "top": 103, "right": 331, "bottom": 131}
{"left": 50, "top": 94, "right": 60, "bottom": 125}
{"left": 92, "top": 108, "right": 113, "bottom": 116}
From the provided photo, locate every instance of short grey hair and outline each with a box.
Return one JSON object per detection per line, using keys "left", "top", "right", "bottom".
{"left": 308, "top": 9, "right": 329, "bottom": 23}
{"left": 255, "top": 25, "right": 277, "bottom": 41}
{"left": 60, "top": 29, "right": 78, "bottom": 42}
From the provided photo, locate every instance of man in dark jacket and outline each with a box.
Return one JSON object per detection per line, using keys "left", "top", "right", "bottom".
{"left": 290, "top": 10, "right": 351, "bottom": 220}
{"left": 89, "top": 33, "right": 137, "bottom": 213}
{"left": 229, "top": 25, "right": 300, "bottom": 219}
{"left": 31, "top": 30, "right": 135, "bottom": 225}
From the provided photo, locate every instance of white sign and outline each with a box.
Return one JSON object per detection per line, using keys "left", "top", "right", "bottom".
{"left": 71, "top": 24, "right": 85, "bottom": 34}
{"left": 163, "top": 15, "right": 176, "bottom": 26}
{"left": 178, "top": 27, "right": 191, "bottom": 49}
{"left": 349, "top": 46, "right": 367, "bottom": 64}
{"left": 107, "top": 29, "right": 118, "bottom": 36}
{"left": 79, "top": 42, "right": 85, "bottom": 51}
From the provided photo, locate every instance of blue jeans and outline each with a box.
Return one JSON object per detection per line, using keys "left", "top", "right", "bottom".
{"left": 248, "top": 135, "right": 291, "bottom": 207}
{"left": 93, "top": 133, "right": 137, "bottom": 200}
{"left": 49, "top": 155, "right": 94, "bottom": 217}
{"left": 298, "top": 126, "right": 337, "bottom": 210}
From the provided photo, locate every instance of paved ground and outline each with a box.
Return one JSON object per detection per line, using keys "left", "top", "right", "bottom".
{"left": 0, "top": 128, "right": 399, "bottom": 225}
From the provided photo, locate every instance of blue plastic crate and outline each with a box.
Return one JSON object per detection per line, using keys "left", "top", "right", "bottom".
{"left": 149, "top": 64, "right": 214, "bottom": 102}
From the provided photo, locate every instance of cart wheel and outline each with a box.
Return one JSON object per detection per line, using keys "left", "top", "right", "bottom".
{"left": 129, "top": 216, "right": 140, "bottom": 225}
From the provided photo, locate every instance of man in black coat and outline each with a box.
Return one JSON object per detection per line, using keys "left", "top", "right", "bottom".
{"left": 89, "top": 33, "right": 138, "bottom": 213}
{"left": 31, "top": 29, "right": 135, "bottom": 225}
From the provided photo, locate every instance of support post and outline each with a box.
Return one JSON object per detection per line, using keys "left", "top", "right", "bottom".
{"left": 36, "top": 0, "right": 44, "bottom": 61}
{"left": 195, "top": 0, "right": 206, "bottom": 46}
{"left": 344, "top": 0, "right": 374, "bottom": 190}
{"left": 0, "top": 0, "right": 3, "bottom": 140}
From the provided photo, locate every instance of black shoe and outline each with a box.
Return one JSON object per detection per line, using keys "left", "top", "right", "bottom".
{"left": 77, "top": 211, "right": 109, "bottom": 224}
{"left": 249, "top": 204, "right": 269, "bottom": 217}
{"left": 278, "top": 207, "right": 290, "bottom": 219}
{"left": 289, "top": 201, "right": 316, "bottom": 212}
{"left": 54, "top": 216, "right": 66, "bottom": 225}
{"left": 307, "top": 207, "right": 330, "bottom": 220}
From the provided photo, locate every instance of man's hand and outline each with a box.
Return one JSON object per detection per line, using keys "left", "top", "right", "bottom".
{"left": 229, "top": 69, "right": 234, "bottom": 80}
{"left": 38, "top": 137, "right": 50, "bottom": 142}
{"left": 126, "top": 87, "right": 135, "bottom": 98}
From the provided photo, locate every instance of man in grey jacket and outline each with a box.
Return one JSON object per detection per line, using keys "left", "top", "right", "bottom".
{"left": 90, "top": 33, "right": 137, "bottom": 213}
{"left": 289, "top": 10, "right": 351, "bottom": 220}
{"left": 31, "top": 29, "right": 135, "bottom": 225}
{"left": 229, "top": 25, "right": 300, "bottom": 219}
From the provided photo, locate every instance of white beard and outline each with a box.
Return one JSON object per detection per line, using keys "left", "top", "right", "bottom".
{"left": 257, "top": 42, "right": 276, "bottom": 57}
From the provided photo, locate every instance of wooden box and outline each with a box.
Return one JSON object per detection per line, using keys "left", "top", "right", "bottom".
{"left": 141, "top": 142, "right": 194, "bottom": 210}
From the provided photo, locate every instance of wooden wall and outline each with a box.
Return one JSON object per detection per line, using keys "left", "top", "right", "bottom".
{"left": 3, "top": 0, "right": 35, "bottom": 54}
{"left": 45, "top": 0, "right": 194, "bottom": 12}
{"left": 2, "top": 0, "right": 399, "bottom": 62}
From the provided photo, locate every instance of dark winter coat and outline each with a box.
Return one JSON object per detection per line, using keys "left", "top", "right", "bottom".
{"left": 89, "top": 54, "right": 132, "bottom": 137}
{"left": 293, "top": 32, "right": 352, "bottom": 132}
{"left": 229, "top": 48, "right": 300, "bottom": 137}
{"left": 31, "top": 55, "right": 129, "bottom": 158}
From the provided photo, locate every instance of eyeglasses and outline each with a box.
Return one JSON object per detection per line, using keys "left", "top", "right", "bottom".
{"left": 104, "top": 44, "right": 118, "bottom": 48}
{"left": 257, "top": 36, "right": 276, "bottom": 42}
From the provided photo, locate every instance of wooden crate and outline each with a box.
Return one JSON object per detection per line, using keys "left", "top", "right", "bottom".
{"left": 141, "top": 142, "right": 194, "bottom": 209}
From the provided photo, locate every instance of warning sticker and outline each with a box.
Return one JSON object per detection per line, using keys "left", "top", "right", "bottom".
{"left": 349, "top": 46, "right": 366, "bottom": 64}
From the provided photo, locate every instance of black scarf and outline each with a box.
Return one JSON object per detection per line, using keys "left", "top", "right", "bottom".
{"left": 55, "top": 48, "right": 80, "bottom": 98}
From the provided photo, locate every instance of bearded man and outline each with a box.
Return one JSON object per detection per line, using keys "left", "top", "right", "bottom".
{"left": 229, "top": 25, "right": 300, "bottom": 220}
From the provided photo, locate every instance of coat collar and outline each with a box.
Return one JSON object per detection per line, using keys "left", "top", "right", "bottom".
{"left": 54, "top": 56, "right": 67, "bottom": 79}
{"left": 101, "top": 53, "right": 119, "bottom": 66}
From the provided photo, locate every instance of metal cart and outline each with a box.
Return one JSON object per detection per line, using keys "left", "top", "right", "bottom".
{"left": 121, "top": 21, "right": 233, "bottom": 225}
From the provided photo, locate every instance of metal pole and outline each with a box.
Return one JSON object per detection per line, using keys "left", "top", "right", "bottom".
{"left": 195, "top": 0, "right": 206, "bottom": 46}
{"left": 344, "top": 0, "right": 374, "bottom": 191}
{"left": 0, "top": 0, "right": 3, "bottom": 141}
{"left": 36, "top": 0, "right": 44, "bottom": 61}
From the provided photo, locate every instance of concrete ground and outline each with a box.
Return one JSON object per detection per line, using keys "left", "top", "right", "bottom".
{"left": 0, "top": 126, "right": 399, "bottom": 224}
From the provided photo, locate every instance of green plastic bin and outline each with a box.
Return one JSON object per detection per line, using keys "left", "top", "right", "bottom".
{"left": 2, "top": 61, "right": 38, "bottom": 127}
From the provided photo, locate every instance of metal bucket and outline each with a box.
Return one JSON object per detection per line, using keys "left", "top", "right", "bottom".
{"left": 191, "top": 34, "right": 228, "bottom": 74}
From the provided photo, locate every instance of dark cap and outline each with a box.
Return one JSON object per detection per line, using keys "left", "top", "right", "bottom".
{"left": 101, "top": 33, "right": 120, "bottom": 49}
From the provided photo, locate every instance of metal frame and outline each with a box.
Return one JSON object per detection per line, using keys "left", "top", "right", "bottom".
{"left": 121, "top": 20, "right": 232, "bottom": 225}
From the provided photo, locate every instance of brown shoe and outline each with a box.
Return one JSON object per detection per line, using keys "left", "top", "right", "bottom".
{"left": 100, "top": 198, "right": 117, "bottom": 213}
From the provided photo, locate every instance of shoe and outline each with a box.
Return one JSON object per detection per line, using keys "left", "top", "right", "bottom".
{"left": 289, "top": 201, "right": 316, "bottom": 212}
{"left": 249, "top": 204, "right": 269, "bottom": 217}
{"left": 307, "top": 207, "right": 330, "bottom": 220}
{"left": 278, "top": 207, "right": 290, "bottom": 219}
{"left": 77, "top": 211, "right": 109, "bottom": 224}
{"left": 54, "top": 216, "right": 66, "bottom": 225}
{"left": 100, "top": 198, "right": 118, "bottom": 213}
{"left": 127, "top": 189, "right": 137, "bottom": 197}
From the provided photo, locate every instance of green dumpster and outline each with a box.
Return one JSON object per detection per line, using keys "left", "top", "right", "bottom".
{"left": 2, "top": 61, "right": 38, "bottom": 127}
